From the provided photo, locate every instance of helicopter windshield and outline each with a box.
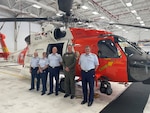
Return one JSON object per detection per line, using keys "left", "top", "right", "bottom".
{"left": 116, "top": 36, "right": 150, "bottom": 83}
{"left": 117, "top": 36, "right": 144, "bottom": 56}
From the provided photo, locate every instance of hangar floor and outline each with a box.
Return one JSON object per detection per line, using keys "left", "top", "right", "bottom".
{"left": 0, "top": 61, "right": 150, "bottom": 113}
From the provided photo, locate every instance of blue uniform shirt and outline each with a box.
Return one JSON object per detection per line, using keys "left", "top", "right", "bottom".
{"left": 38, "top": 58, "right": 49, "bottom": 68}
{"left": 79, "top": 53, "right": 99, "bottom": 71}
{"left": 48, "top": 53, "right": 62, "bottom": 67}
{"left": 30, "top": 57, "right": 40, "bottom": 68}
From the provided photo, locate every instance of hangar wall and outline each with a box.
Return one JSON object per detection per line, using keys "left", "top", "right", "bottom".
{"left": 17, "top": 22, "right": 42, "bottom": 51}
{"left": 0, "top": 21, "right": 14, "bottom": 52}
{"left": 114, "top": 29, "right": 150, "bottom": 42}
{"left": 0, "top": 15, "right": 41, "bottom": 52}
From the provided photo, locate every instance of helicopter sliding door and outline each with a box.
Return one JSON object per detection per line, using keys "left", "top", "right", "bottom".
{"left": 97, "top": 39, "right": 128, "bottom": 82}
{"left": 46, "top": 43, "right": 64, "bottom": 70}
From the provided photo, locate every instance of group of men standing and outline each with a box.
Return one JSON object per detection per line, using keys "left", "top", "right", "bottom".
{"left": 29, "top": 45, "right": 99, "bottom": 107}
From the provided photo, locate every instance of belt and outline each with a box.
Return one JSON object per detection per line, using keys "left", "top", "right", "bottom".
{"left": 31, "top": 67, "right": 38, "bottom": 69}
{"left": 82, "top": 69, "right": 94, "bottom": 72}
{"left": 49, "top": 66, "right": 60, "bottom": 68}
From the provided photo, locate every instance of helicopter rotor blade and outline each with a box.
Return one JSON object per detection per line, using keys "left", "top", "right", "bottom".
{"left": 0, "top": 0, "right": 90, "bottom": 26}
{"left": 0, "top": 16, "right": 84, "bottom": 23}
{"left": 110, "top": 23, "right": 150, "bottom": 30}
{"left": 0, "top": 17, "right": 51, "bottom": 22}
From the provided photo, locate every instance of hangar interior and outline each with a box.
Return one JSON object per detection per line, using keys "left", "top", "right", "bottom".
{"left": 0, "top": 0, "right": 150, "bottom": 113}
{"left": 0, "top": 0, "right": 150, "bottom": 51}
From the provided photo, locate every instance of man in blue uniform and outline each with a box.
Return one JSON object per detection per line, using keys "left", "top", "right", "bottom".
{"left": 29, "top": 51, "right": 39, "bottom": 91}
{"left": 38, "top": 52, "right": 49, "bottom": 95}
{"left": 79, "top": 46, "right": 99, "bottom": 106}
{"left": 47, "top": 47, "right": 62, "bottom": 96}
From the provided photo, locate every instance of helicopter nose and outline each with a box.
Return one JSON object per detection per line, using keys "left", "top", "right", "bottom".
{"left": 129, "top": 59, "right": 150, "bottom": 83}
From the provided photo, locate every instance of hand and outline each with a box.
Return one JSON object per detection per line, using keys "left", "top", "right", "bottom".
{"left": 65, "top": 67, "right": 70, "bottom": 72}
{"left": 39, "top": 68, "right": 43, "bottom": 73}
{"left": 37, "top": 70, "right": 40, "bottom": 74}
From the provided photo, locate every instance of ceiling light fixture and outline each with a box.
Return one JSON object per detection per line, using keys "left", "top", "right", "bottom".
{"left": 131, "top": 10, "right": 137, "bottom": 14}
{"left": 32, "top": 4, "right": 41, "bottom": 9}
{"left": 125, "top": 31, "right": 129, "bottom": 33}
{"left": 126, "top": 2, "right": 132, "bottom": 7}
{"left": 145, "top": 29, "right": 148, "bottom": 31}
{"left": 136, "top": 16, "right": 141, "bottom": 20}
{"left": 92, "top": 11, "right": 99, "bottom": 15}
{"left": 141, "top": 23, "right": 145, "bottom": 26}
{"left": 140, "top": 21, "right": 144, "bottom": 24}
{"left": 115, "top": 25, "right": 119, "bottom": 28}
{"left": 115, "top": 25, "right": 122, "bottom": 29}
{"left": 100, "top": 16, "right": 105, "bottom": 19}
{"left": 81, "top": 5, "right": 88, "bottom": 9}
{"left": 118, "top": 26, "right": 122, "bottom": 29}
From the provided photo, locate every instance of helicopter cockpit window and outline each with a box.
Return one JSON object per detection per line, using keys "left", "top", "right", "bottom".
{"left": 118, "top": 39, "right": 143, "bottom": 56}
{"left": 98, "top": 39, "right": 119, "bottom": 58}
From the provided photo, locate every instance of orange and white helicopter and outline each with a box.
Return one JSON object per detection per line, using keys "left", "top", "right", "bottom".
{"left": 6, "top": 22, "right": 150, "bottom": 95}
{"left": 1, "top": 0, "right": 150, "bottom": 95}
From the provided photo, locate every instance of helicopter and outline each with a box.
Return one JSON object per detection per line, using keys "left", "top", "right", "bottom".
{"left": 1, "top": 0, "right": 150, "bottom": 95}
{"left": 0, "top": 33, "right": 10, "bottom": 60}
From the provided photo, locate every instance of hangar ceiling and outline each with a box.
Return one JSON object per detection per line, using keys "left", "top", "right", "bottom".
{"left": 0, "top": 0, "right": 150, "bottom": 32}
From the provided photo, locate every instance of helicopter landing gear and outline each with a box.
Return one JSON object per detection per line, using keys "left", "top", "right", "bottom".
{"left": 59, "top": 76, "right": 80, "bottom": 93}
{"left": 59, "top": 78, "right": 65, "bottom": 93}
{"left": 100, "top": 77, "right": 112, "bottom": 95}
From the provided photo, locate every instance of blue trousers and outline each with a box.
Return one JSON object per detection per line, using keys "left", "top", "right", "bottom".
{"left": 48, "top": 67, "right": 60, "bottom": 94}
{"left": 81, "top": 69, "right": 95, "bottom": 102}
{"left": 45, "top": 68, "right": 48, "bottom": 85}
{"left": 36, "top": 73, "right": 41, "bottom": 90}
{"left": 40, "top": 70, "right": 47, "bottom": 93}
{"left": 30, "top": 67, "right": 38, "bottom": 89}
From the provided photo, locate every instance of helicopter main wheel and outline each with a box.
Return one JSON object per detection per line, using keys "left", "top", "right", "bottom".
{"left": 59, "top": 78, "right": 65, "bottom": 93}
{"left": 100, "top": 80, "right": 112, "bottom": 95}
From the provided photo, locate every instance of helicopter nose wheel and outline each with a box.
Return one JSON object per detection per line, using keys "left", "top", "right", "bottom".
{"left": 100, "top": 76, "right": 112, "bottom": 95}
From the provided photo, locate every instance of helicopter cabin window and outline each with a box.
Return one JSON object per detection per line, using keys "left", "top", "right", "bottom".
{"left": 97, "top": 39, "right": 119, "bottom": 58}
{"left": 54, "top": 28, "right": 66, "bottom": 40}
